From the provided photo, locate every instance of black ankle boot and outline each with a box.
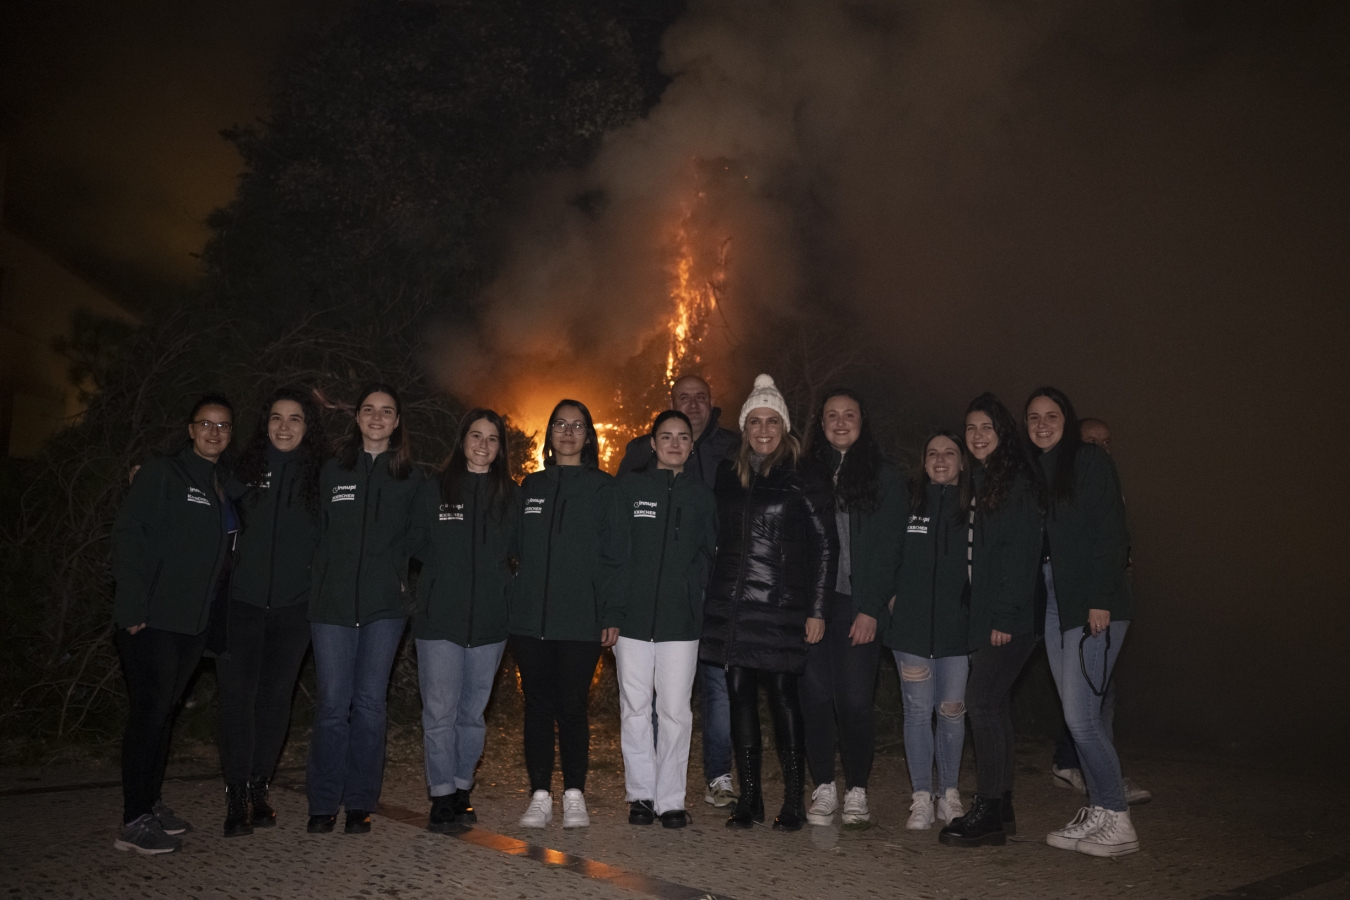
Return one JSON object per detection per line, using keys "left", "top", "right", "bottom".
{"left": 452, "top": 789, "right": 477, "bottom": 824}
{"left": 772, "top": 747, "right": 806, "bottom": 832}
{"left": 428, "top": 794, "right": 457, "bottom": 833}
{"left": 223, "top": 782, "right": 254, "bottom": 837}
{"left": 727, "top": 747, "right": 764, "bottom": 828}
{"left": 1001, "top": 790, "right": 1016, "bottom": 836}
{"left": 938, "top": 794, "right": 1005, "bottom": 847}
{"left": 248, "top": 777, "right": 276, "bottom": 827}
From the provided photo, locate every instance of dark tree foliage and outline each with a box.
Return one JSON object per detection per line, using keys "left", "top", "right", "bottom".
{"left": 0, "top": 0, "right": 648, "bottom": 756}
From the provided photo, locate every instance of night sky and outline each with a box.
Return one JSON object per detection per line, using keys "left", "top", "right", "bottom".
{"left": 2, "top": 1, "right": 1348, "bottom": 760}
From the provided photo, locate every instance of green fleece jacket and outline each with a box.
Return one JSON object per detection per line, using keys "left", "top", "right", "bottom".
{"left": 834, "top": 456, "right": 908, "bottom": 620}
{"left": 508, "top": 464, "right": 620, "bottom": 642}
{"left": 967, "top": 467, "right": 1043, "bottom": 648}
{"left": 410, "top": 473, "right": 518, "bottom": 647}
{"left": 610, "top": 466, "right": 718, "bottom": 642}
{"left": 112, "top": 446, "right": 231, "bottom": 634}
{"left": 227, "top": 447, "right": 321, "bottom": 609}
{"left": 883, "top": 481, "right": 970, "bottom": 659}
{"left": 1039, "top": 443, "right": 1134, "bottom": 632}
{"left": 309, "top": 453, "right": 425, "bottom": 627}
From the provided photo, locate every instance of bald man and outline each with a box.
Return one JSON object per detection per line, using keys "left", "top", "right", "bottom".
{"left": 1050, "top": 417, "right": 1151, "bottom": 805}
{"left": 617, "top": 375, "right": 741, "bottom": 808}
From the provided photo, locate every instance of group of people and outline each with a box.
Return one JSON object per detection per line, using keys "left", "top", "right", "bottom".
{"left": 108, "top": 370, "right": 1141, "bottom": 862}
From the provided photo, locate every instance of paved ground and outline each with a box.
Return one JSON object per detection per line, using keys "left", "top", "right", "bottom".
{"left": 1, "top": 722, "right": 1346, "bottom": 900}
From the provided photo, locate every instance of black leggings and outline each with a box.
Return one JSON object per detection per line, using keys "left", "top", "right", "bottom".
{"left": 726, "top": 666, "right": 806, "bottom": 757}
{"left": 512, "top": 636, "right": 602, "bottom": 793}
{"left": 215, "top": 600, "right": 312, "bottom": 783}
{"left": 799, "top": 592, "right": 881, "bottom": 788}
{"left": 115, "top": 626, "right": 209, "bottom": 823}
{"left": 966, "top": 632, "right": 1039, "bottom": 797}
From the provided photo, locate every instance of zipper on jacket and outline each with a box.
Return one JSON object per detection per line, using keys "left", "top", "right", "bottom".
{"left": 264, "top": 461, "right": 286, "bottom": 609}
{"left": 928, "top": 487, "right": 943, "bottom": 658}
{"left": 539, "top": 475, "right": 562, "bottom": 637}
{"left": 649, "top": 473, "right": 675, "bottom": 642}
{"left": 726, "top": 470, "right": 757, "bottom": 669}
{"left": 354, "top": 458, "right": 372, "bottom": 626}
{"left": 674, "top": 507, "right": 682, "bottom": 542}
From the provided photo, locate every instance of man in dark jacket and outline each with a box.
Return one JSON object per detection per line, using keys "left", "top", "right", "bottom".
{"left": 617, "top": 374, "right": 741, "bottom": 808}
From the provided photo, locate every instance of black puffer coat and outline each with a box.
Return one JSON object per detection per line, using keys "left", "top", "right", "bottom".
{"left": 700, "top": 456, "right": 836, "bottom": 675}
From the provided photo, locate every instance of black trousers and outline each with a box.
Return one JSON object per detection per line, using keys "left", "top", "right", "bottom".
{"left": 115, "top": 625, "right": 210, "bottom": 823}
{"left": 966, "top": 632, "right": 1039, "bottom": 797}
{"left": 512, "top": 636, "right": 602, "bottom": 793}
{"left": 215, "top": 600, "right": 312, "bottom": 783}
{"left": 726, "top": 666, "right": 806, "bottom": 759}
{"left": 799, "top": 591, "right": 882, "bottom": 789}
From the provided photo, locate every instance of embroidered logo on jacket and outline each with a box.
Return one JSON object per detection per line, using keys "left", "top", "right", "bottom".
{"left": 907, "top": 514, "right": 930, "bottom": 535}
{"left": 332, "top": 485, "right": 356, "bottom": 503}
{"left": 186, "top": 487, "right": 211, "bottom": 507}
{"left": 439, "top": 502, "right": 465, "bottom": 522}
{"left": 633, "top": 500, "right": 657, "bottom": 519}
{"left": 524, "top": 497, "right": 546, "bottom": 515}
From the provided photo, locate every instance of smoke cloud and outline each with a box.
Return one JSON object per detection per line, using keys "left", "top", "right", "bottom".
{"left": 441, "top": 0, "right": 1350, "bottom": 759}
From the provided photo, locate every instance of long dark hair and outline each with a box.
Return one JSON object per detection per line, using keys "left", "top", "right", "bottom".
{"left": 908, "top": 429, "right": 969, "bottom": 525}
{"left": 439, "top": 408, "right": 514, "bottom": 520}
{"left": 965, "top": 392, "right": 1031, "bottom": 518}
{"left": 235, "top": 387, "right": 327, "bottom": 516}
{"left": 808, "top": 387, "right": 883, "bottom": 516}
{"left": 182, "top": 392, "right": 236, "bottom": 470}
{"left": 339, "top": 382, "right": 412, "bottom": 479}
{"left": 543, "top": 399, "right": 599, "bottom": 468}
{"left": 1024, "top": 385, "right": 1081, "bottom": 504}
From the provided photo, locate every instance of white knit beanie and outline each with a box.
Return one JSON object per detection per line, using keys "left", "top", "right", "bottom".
{"left": 739, "top": 374, "right": 791, "bottom": 431}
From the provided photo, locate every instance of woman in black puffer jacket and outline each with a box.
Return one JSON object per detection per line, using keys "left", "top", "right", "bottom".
{"left": 701, "top": 375, "right": 835, "bottom": 832}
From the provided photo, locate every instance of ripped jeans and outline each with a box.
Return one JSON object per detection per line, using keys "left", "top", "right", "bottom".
{"left": 894, "top": 651, "right": 969, "bottom": 795}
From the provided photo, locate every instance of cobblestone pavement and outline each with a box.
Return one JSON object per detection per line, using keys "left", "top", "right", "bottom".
{"left": 1, "top": 732, "right": 1346, "bottom": 900}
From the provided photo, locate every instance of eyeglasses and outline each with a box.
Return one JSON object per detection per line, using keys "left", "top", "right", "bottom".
{"left": 551, "top": 420, "right": 587, "bottom": 434}
{"left": 193, "top": 420, "right": 233, "bottom": 433}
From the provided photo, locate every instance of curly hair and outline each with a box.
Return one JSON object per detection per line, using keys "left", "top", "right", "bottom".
{"left": 807, "top": 388, "right": 883, "bottom": 516}
{"left": 234, "top": 387, "right": 327, "bottom": 516}
{"left": 964, "top": 392, "right": 1032, "bottom": 518}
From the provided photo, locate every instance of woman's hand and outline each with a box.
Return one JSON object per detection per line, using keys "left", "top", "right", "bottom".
{"left": 990, "top": 629, "right": 1011, "bottom": 647}
{"left": 849, "top": 612, "right": 877, "bottom": 646}
{"left": 1087, "top": 609, "right": 1111, "bottom": 636}
{"left": 805, "top": 617, "right": 825, "bottom": 644}
{"left": 600, "top": 627, "right": 619, "bottom": 648}
{"left": 127, "top": 623, "right": 147, "bottom": 635}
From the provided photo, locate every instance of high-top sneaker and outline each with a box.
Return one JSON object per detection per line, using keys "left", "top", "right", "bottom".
{"left": 1075, "top": 808, "right": 1139, "bottom": 857}
{"left": 1047, "top": 806, "right": 1106, "bottom": 850}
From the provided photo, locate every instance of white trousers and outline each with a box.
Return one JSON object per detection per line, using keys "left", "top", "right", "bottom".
{"left": 613, "top": 637, "right": 700, "bottom": 815}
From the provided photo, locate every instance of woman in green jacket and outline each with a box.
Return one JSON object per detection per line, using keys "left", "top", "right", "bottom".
{"left": 512, "top": 399, "right": 620, "bottom": 830}
{"left": 216, "top": 387, "right": 326, "bottom": 837}
{"left": 306, "top": 384, "right": 424, "bottom": 836}
{"left": 611, "top": 410, "right": 717, "bottom": 829}
{"left": 1028, "top": 386, "right": 1137, "bottom": 858}
{"left": 412, "top": 408, "right": 519, "bottom": 831}
{"left": 940, "top": 393, "right": 1042, "bottom": 848}
{"left": 112, "top": 393, "right": 239, "bottom": 856}
{"left": 883, "top": 430, "right": 971, "bottom": 832}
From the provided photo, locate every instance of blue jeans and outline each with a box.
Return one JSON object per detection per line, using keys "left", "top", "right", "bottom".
{"left": 307, "top": 617, "right": 405, "bottom": 815}
{"left": 699, "top": 662, "right": 732, "bottom": 782}
{"left": 416, "top": 639, "right": 506, "bottom": 796}
{"left": 1044, "top": 562, "right": 1129, "bottom": 812}
{"left": 894, "top": 651, "right": 969, "bottom": 794}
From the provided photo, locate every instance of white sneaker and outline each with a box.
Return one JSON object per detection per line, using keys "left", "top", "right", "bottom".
{"left": 518, "top": 790, "right": 553, "bottom": 828}
{"left": 905, "top": 791, "right": 935, "bottom": 830}
{"left": 936, "top": 788, "right": 964, "bottom": 824}
{"left": 705, "top": 774, "right": 737, "bottom": 807}
{"left": 1123, "top": 778, "right": 1153, "bottom": 805}
{"left": 1076, "top": 808, "right": 1139, "bottom": 857}
{"left": 805, "top": 782, "right": 837, "bottom": 826}
{"left": 841, "top": 787, "right": 870, "bottom": 825}
{"left": 1047, "top": 805, "right": 1107, "bottom": 850}
{"left": 1052, "top": 765, "right": 1087, "bottom": 793}
{"left": 561, "top": 788, "right": 590, "bottom": 828}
